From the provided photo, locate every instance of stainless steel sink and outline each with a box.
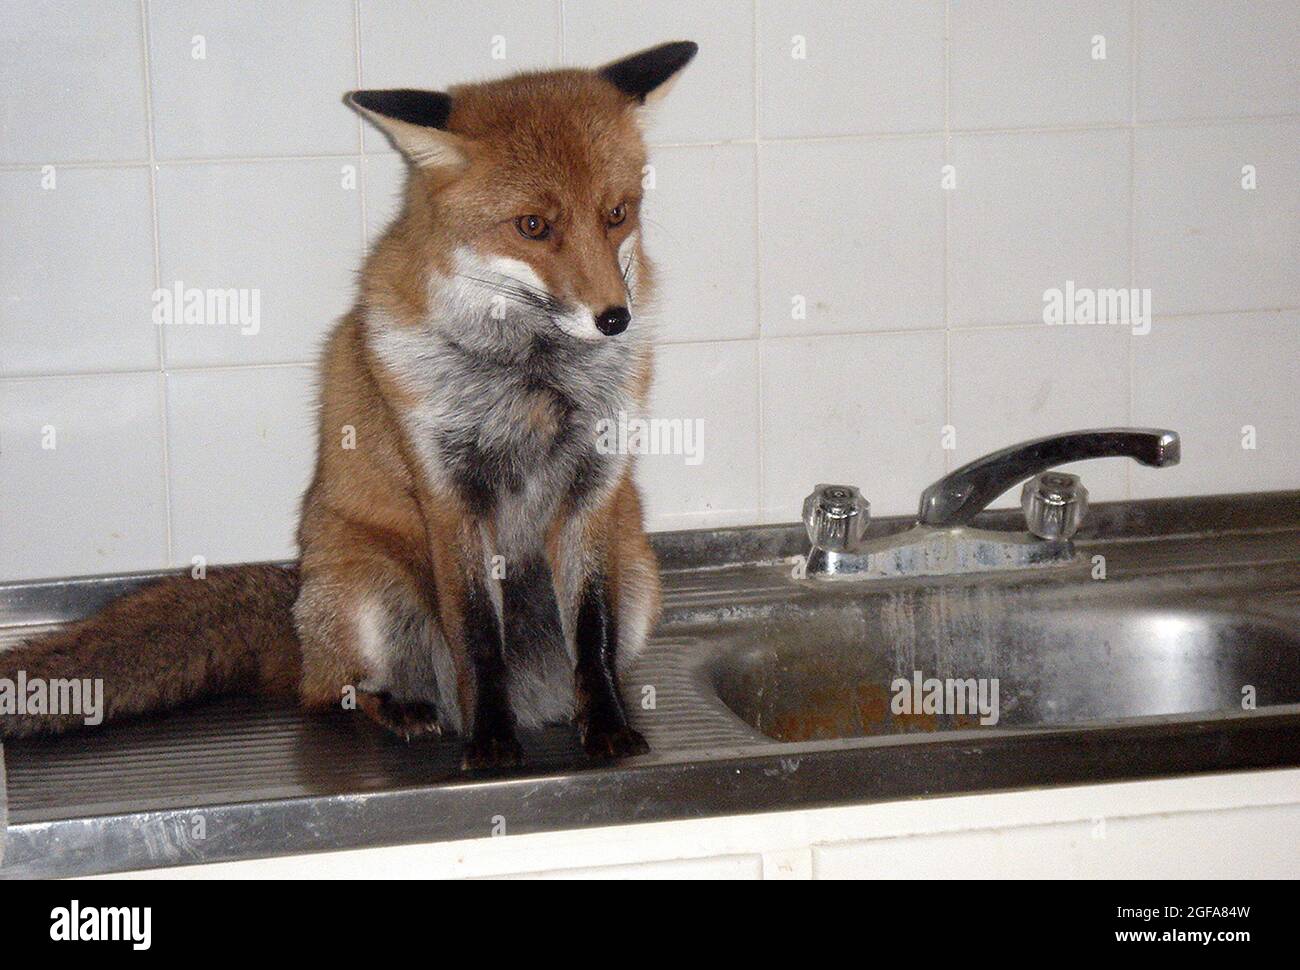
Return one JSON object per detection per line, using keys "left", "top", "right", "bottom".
{"left": 706, "top": 597, "right": 1300, "bottom": 743}
{"left": 628, "top": 491, "right": 1300, "bottom": 756}
{"left": 3, "top": 490, "right": 1299, "bottom": 877}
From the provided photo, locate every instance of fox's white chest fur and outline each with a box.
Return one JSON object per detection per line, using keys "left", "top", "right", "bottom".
{"left": 367, "top": 250, "right": 643, "bottom": 562}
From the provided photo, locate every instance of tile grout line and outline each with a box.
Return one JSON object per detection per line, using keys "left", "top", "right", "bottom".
{"left": 751, "top": 0, "right": 766, "bottom": 521}
{"left": 354, "top": 0, "right": 369, "bottom": 250}
{"left": 942, "top": 0, "right": 953, "bottom": 476}
{"left": 557, "top": 0, "right": 565, "bottom": 62}
{"left": 0, "top": 152, "right": 366, "bottom": 171}
{"left": 0, "top": 363, "right": 321, "bottom": 385}
{"left": 6, "top": 113, "right": 1296, "bottom": 172}
{"left": 138, "top": 0, "right": 174, "bottom": 567}
{"left": 1126, "top": 0, "right": 1139, "bottom": 501}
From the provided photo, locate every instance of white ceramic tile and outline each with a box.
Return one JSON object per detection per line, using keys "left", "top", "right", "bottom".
{"left": 166, "top": 366, "right": 317, "bottom": 565}
{"left": 638, "top": 341, "right": 761, "bottom": 531}
{"left": 155, "top": 158, "right": 364, "bottom": 368}
{"left": 949, "top": 0, "right": 1131, "bottom": 130}
{"left": 949, "top": 129, "right": 1130, "bottom": 328}
{"left": 760, "top": 331, "right": 946, "bottom": 521}
{"left": 0, "top": 167, "right": 157, "bottom": 376}
{"left": 563, "top": 0, "right": 754, "bottom": 143}
{"left": 1137, "top": 0, "right": 1300, "bottom": 121}
{"left": 756, "top": 0, "right": 945, "bottom": 137}
{"left": 147, "top": 0, "right": 358, "bottom": 159}
{"left": 0, "top": 373, "right": 167, "bottom": 581}
{"left": 949, "top": 325, "right": 1131, "bottom": 507}
{"left": 759, "top": 137, "right": 945, "bottom": 336}
{"left": 363, "top": 152, "right": 409, "bottom": 242}
{"left": 359, "top": 0, "right": 560, "bottom": 151}
{"left": 0, "top": 0, "right": 148, "bottom": 163}
{"left": 1134, "top": 121, "right": 1300, "bottom": 317}
{"left": 1132, "top": 312, "right": 1300, "bottom": 499}
{"left": 642, "top": 145, "right": 757, "bottom": 343}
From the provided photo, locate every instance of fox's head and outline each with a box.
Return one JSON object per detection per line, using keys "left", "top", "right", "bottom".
{"left": 349, "top": 41, "right": 697, "bottom": 344}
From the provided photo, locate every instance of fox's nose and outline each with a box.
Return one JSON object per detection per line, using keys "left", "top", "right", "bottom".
{"left": 594, "top": 306, "right": 631, "bottom": 336}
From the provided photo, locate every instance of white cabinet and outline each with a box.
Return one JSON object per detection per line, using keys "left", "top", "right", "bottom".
{"left": 101, "top": 768, "right": 1300, "bottom": 880}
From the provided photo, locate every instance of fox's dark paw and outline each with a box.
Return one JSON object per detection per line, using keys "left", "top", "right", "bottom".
{"left": 581, "top": 722, "right": 649, "bottom": 760}
{"left": 358, "top": 691, "right": 442, "bottom": 741}
{"left": 461, "top": 732, "right": 524, "bottom": 770}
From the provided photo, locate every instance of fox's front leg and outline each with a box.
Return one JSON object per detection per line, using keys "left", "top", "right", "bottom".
{"left": 564, "top": 475, "right": 658, "bottom": 759}
{"left": 424, "top": 506, "right": 523, "bottom": 770}
{"left": 574, "top": 570, "right": 649, "bottom": 759}
{"left": 458, "top": 576, "right": 523, "bottom": 768}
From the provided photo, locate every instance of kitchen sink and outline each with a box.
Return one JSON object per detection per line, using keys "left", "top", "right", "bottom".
{"left": 3, "top": 491, "right": 1299, "bottom": 876}
{"left": 708, "top": 599, "right": 1300, "bottom": 743}
{"left": 627, "top": 491, "right": 1300, "bottom": 757}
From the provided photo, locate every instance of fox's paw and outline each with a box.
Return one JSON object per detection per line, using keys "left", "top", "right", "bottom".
{"left": 358, "top": 691, "right": 442, "bottom": 741}
{"left": 581, "top": 721, "right": 649, "bottom": 760}
{"left": 461, "top": 731, "right": 524, "bottom": 771}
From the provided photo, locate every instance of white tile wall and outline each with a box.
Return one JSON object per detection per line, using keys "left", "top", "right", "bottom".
{"left": 362, "top": 152, "right": 409, "bottom": 238}
{"left": 1136, "top": 0, "right": 1300, "bottom": 122}
{"left": 0, "top": 0, "right": 150, "bottom": 164}
{"left": 948, "top": 128, "right": 1130, "bottom": 328}
{"left": 759, "top": 136, "right": 946, "bottom": 336}
{"left": 1134, "top": 120, "right": 1300, "bottom": 315}
{"left": 0, "top": 374, "right": 168, "bottom": 579}
{"left": 760, "top": 331, "right": 947, "bottom": 522}
{"left": 640, "top": 341, "right": 761, "bottom": 528}
{"left": 154, "top": 158, "right": 365, "bottom": 367}
{"left": 1, "top": 167, "right": 158, "bottom": 376}
{"left": 147, "top": 0, "right": 359, "bottom": 160}
{"left": 642, "top": 143, "right": 759, "bottom": 344}
{"left": 1, "top": 1, "right": 1297, "bottom": 581}
{"left": 1132, "top": 311, "right": 1300, "bottom": 499}
{"left": 756, "top": 0, "right": 946, "bottom": 137}
{"left": 949, "top": 0, "right": 1132, "bottom": 130}
{"left": 165, "top": 365, "right": 318, "bottom": 564}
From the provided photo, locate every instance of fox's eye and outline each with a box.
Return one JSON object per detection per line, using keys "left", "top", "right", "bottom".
{"left": 515, "top": 215, "right": 550, "bottom": 240}
{"left": 607, "top": 203, "right": 627, "bottom": 227}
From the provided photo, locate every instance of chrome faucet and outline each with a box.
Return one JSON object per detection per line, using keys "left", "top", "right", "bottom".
{"left": 801, "top": 428, "right": 1180, "bottom": 580}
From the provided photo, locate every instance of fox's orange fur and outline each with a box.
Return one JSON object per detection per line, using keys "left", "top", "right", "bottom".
{"left": 1, "top": 42, "right": 698, "bottom": 768}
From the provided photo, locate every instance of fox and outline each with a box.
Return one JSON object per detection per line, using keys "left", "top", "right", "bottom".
{"left": 0, "top": 41, "right": 699, "bottom": 769}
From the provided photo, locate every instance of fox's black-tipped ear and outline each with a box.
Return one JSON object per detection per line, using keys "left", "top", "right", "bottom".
{"left": 599, "top": 41, "right": 698, "bottom": 104}
{"left": 346, "top": 89, "right": 466, "bottom": 169}
{"left": 348, "top": 89, "right": 453, "bottom": 129}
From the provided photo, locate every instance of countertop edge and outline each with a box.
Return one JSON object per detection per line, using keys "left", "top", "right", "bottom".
{"left": 5, "top": 709, "right": 1299, "bottom": 878}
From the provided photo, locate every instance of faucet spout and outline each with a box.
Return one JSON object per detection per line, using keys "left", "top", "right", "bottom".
{"left": 917, "top": 427, "right": 1180, "bottom": 528}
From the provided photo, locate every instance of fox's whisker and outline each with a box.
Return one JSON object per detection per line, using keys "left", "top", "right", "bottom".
{"left": 457, "top": 272, "right": 566, "bottom": 316}
{"left": 621, "top": 256, "right": 635, "bottom": 302}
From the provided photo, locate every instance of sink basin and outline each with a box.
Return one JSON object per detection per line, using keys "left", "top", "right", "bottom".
{"left": 710, "top": 598, "right": 1300, "bottom": 743}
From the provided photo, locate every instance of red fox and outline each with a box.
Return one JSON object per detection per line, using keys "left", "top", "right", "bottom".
{"left": 0, "top": 41, "right": 698, "bottom": 768}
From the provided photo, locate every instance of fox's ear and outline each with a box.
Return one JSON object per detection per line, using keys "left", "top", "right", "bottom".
{"left": 346, "top": 89, "right": 468, "bottom": 169}
{"left": 598, "top": 41, "right": 698, "bottom": 105}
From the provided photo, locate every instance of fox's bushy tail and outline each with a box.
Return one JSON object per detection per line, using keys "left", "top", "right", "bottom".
{"left": 0, "top": 564, "right": 302, "bottom": 738}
